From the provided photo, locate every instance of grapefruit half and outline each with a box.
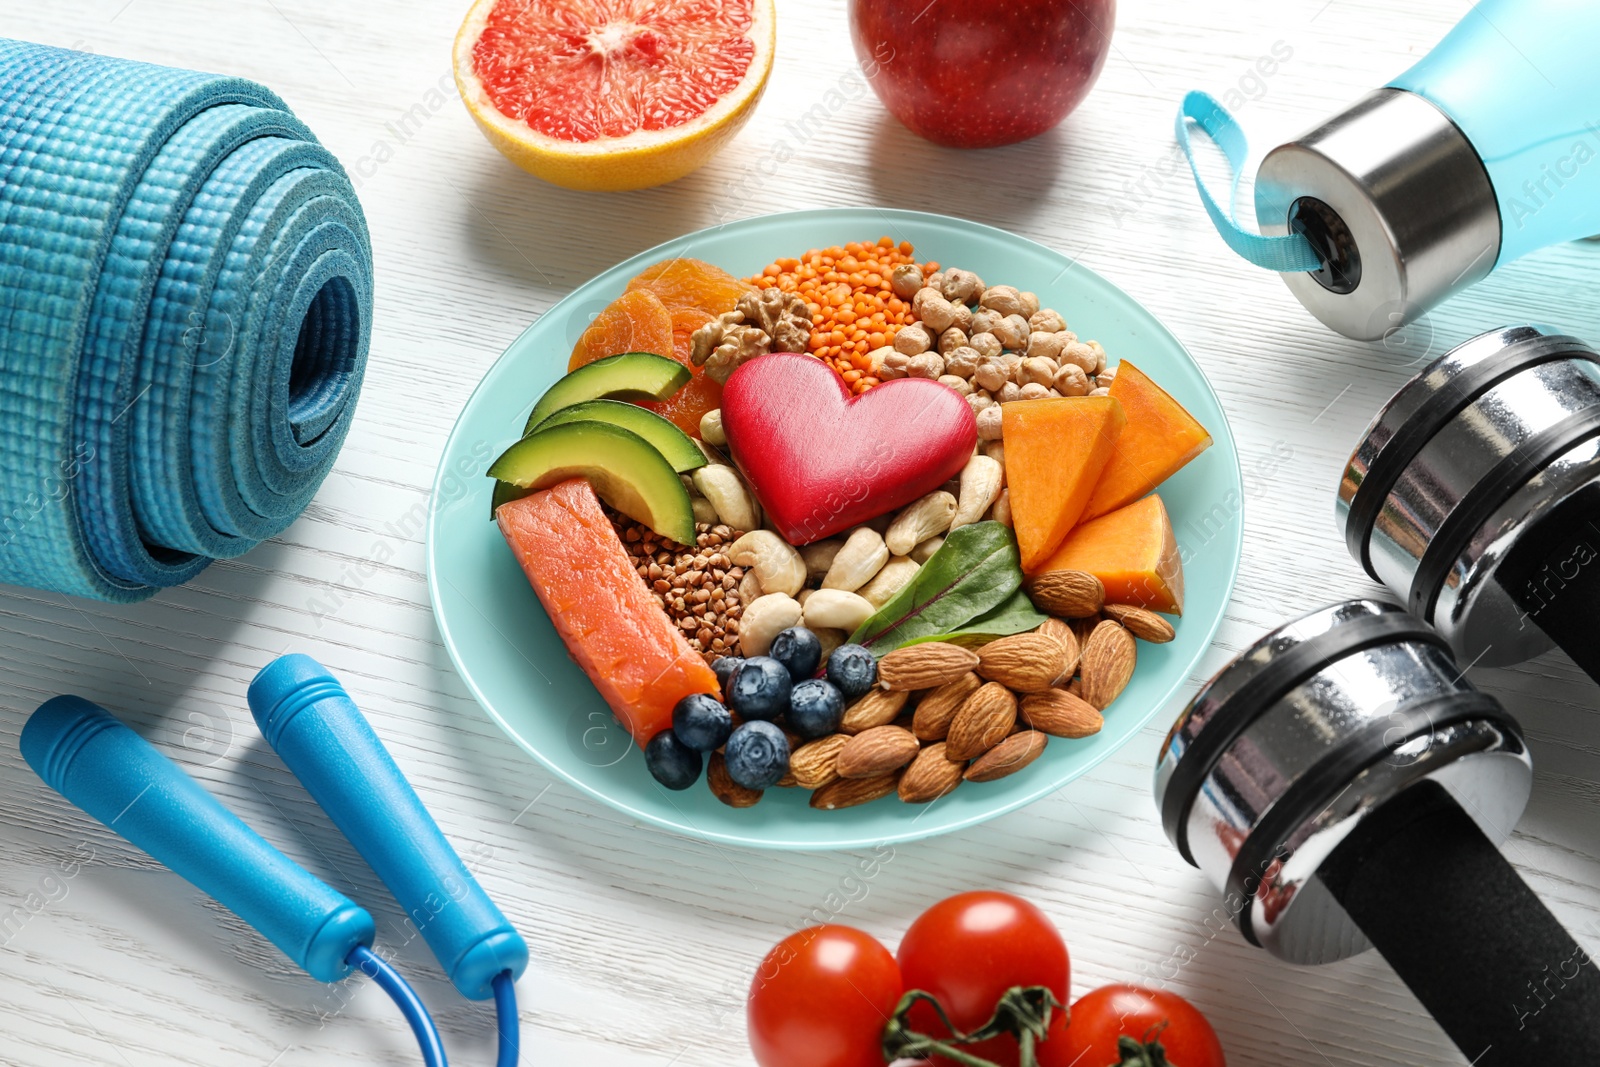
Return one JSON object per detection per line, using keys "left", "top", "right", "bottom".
{"left": 454, "top": 0, "right": 775, "bottom": 191}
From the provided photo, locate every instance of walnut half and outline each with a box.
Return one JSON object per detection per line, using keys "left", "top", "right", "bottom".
{"left": 690, "top": 311, "right": 770, "bottom": 384}
{"left": 737, "top": 288, "right": 811, "bottom": 354}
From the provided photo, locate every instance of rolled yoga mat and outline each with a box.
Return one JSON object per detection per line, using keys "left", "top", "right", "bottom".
{"left": 0, "top": 39, "right": 372, "bottom": 601}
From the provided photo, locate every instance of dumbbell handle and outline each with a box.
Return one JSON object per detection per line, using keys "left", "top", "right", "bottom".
{"left": 248, "top": 655, "right": 527, "bottom": 1001}
{"left": 19, "top": 696, "right": 374, "bottom": 983}
{"left": 1319, "top": 781, "right": 1600, "bottom": 1064}
{"left": 1496, "top": 481, "right": 1600, "bottom": 685}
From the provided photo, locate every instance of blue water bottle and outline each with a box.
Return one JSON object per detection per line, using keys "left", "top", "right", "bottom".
{"left": 1239, "top": 0, "right": 1600, "bottom": 339}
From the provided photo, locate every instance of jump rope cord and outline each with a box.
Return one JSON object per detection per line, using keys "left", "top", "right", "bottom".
{"left": 347, "top": 945, "right": 522, "bottom": 1067}
{"left": 350, "top": 945, "right": 450, "bottom": 1067}
{"left": 493, "top": 971, "right": 520, "bottom": 1067}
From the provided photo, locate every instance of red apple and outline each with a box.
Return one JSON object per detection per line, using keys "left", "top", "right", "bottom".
{"left": 849, "top": 0, "right": 1115, "bottom": 149}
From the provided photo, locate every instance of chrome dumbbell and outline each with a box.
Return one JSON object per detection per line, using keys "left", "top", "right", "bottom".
{"left": 1339, "top": 324, "right": 1600, "bottom": 680}
{"left": 1155, "top": 600, "right": 1600, "bottom": 1065}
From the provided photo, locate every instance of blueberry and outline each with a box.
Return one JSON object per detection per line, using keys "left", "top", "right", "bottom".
{"left": 787, "top": 678, "right": 845, "bottom": 739}
{"left": 726, "top": 656, "right": 792, "bottom": 720}
{"left": 826, "top": 643, "right": 878, "bottom": 699}
{"left": 673, "top": 692, "right": 733, "bottom": 751}
{"left": 712, "top": 655, "right": 745, "bottom": 701}
{"left": 644, "top": 729, "right": 701, "bottom": 790}
{"left": 724, "top": 720, "right": 791, "bottom": 790}
{"left": 768, "top": 626, "right": 822, "bottom": 681}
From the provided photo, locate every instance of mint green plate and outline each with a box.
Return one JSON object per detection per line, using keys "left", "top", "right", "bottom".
{"left": 427, "top": 208, "right": 1242, "bottom": 851}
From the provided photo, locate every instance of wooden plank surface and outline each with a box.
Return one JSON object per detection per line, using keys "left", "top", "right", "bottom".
{"left": 5, "top": 1, "right": 1600, "bottom": 1064}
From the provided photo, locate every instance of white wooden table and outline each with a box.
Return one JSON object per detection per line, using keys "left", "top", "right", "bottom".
{"left": 5, "top": 1, "right": 1599, "bottom": 1064}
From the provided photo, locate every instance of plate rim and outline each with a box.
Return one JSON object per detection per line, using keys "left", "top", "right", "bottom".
{"left": 426, "top": 206, "right": 1242, "bottom": 851}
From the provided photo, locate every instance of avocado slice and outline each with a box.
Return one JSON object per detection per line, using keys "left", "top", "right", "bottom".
{"left": 488, "top": 421, "right": 697, "bottom": 545}
{"left": 523, "top": 352, "right": 690, "bottom": 436}
{"left": 531, "top": 400, "right": 706, "bottom": 473}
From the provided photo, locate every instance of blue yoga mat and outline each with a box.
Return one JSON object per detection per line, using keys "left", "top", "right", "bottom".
{"left": 0, "top": 39, "right": 372, "bottom": 601}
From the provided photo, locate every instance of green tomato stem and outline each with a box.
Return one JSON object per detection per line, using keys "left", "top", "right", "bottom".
{"left": 881, "top": 985, "right": 1062, "bottom": 1067}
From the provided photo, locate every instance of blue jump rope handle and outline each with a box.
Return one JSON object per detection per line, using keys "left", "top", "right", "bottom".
{"left": 18, "top": 696, "right": 375, "bottom": 983}
{"left": 248, "top": 655, "right": 529, "bottom": 1001}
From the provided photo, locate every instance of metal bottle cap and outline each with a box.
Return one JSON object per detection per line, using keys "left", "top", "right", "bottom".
{"left": 1256, "top": 88, "right": 1501, "bottom": 341}
{"left": 1337, "top": 324, "right": 1600, "bottom": 667}
{"left": 1153, "top": 600, "right": 1530, "bottom": 965}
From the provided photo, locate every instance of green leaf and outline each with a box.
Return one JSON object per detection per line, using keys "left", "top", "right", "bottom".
{"left": 850, "top": 522, "right": 1025, "bottom": 656}
{"left": 898, "top": 588, "right": 1049, "bottom": 649}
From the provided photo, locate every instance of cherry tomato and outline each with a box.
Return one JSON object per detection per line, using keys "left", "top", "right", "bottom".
{"left": 748, "top": 924, "right": 903, "bottom": 1067}
{"left": 896, "top": 891, "right": 1071, "bottom": 1067}
{"left": 1061, "top": 984, "right": 1226, "bottom": 1067}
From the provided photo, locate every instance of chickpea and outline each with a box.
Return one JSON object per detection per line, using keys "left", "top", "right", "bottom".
{"left": 938, "top": 374, "right": 972, "bottom": 396}
{"left": 1029, "top": 309, "right": 1066, "bottom": 333}
{"left": 938, "top": 326, "right": 968, "bottom": 354}
{"left": 1020, "top": 357, "right": 1057, "bottom": 387}
{"left": 967, "top": 390, "right": 994, "bottom": 413}
{"left": 971, "top": 307, "right": 1004, "bottom": 336}
{"left": 1019, "top": 382, "right": 1051, "bottom": 400}
{"left": 1018, "top": 291, "right": 1041, "bottom": 317}
{"left": 889, "top": 263, "right": 924, "bottom": 300}
{"left": 941, "top": 268, "right": 985, "bottom": 305}
{"left": 1060, "top": 341, "right": 1097, "bottom": 373}
{"left": 972, "top": 356, "right": 1009, "bottom": 393}
{"left": 907, "top": 351, "right": 945, "bottom": 379}
{"left": 1053, "top": 363, "right": 1090, "bottom": 396}
{"left": 976, "top": 403, "right": 1004, "bottom": 441}
{"left": 969, "top": 331, "right": 1002, "bottom": 359}
{"left": 1026, "top": 331, "right": 1068, "bottom": 361}
{"left": 996, "top": 381, "right": 1023, "bottom": 404}
{"left": 944, "top": 345, "right": 982, "bottom": 379}
{"left": 979, "top": 285, "right": 1027, "bottom": 317}
{"left": 992, "top": 314, "right": 1030, "bottom": 350}
{"left": 894, "top": 322, "right": 933, "bottom": 356}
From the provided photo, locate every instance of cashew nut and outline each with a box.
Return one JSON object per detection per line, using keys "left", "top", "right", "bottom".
{"left": 982, "top": 441, "right": 1006, "bottom": 473}
{"left": 812, "top": 627, "right": 848, "bottom": 662}
{"left": 698, "top": 408, "right": 727, "bottom": 447}
{"left": 858, "top": 556, "right": 920, "bottom": 608}
{"left": 991, "top": 488, "right": 1013, "bottom": 527}
{"left": 691, "top": 496, "right": 719, "bottom": 525}
{"left": 692, "top": 465, "right": 758, "bottom": 532}
{"left": 822, "top": 526, "right": 889, "bottom": 591}
{"left": 885, "top": 491, "right": 957, "bottom": 556}
{"left": 738, "top": 568, "right": 764, "bottom": 605}
{"left": 952, "top": 455, "right": 1003, "bottom": 530}
{"left": 800, "top": 537, "right": 845, "bottom": 582}
{"left": 910, "top": 535, "right": 944, "bottom": 563}
{"left": 741, "top": 593, "right": 803, "bottom": 657}
{"left": 802, "top": 588, "right": 876, "bottom": 634}
{"left": 727, "top": 529, "right": 807, "bottom": 597}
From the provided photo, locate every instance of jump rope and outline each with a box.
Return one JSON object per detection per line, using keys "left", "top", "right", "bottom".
{"left": 19, "top": 654, "right": 528, "bottom": 1066}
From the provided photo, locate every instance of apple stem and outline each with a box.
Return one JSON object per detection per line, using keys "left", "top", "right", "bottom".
{"left": 881, "top": 985, "right": 1062, "bottom": 1067}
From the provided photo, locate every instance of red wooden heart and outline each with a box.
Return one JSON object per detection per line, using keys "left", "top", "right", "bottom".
{"left": 720, "top": 353, "right": 978, "bottom": 545}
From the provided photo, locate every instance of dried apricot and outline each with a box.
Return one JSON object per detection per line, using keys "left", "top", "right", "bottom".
{"left": 671, "top": 307, "right": 715, "bottom": 364}
{"left": 568, "top": 289, "right": 675, "bottom": 372}
{"left": 642, "top": 372, "right": 722, "bottom": 436}
{"left": 626, "top": 257, "right": 754, "bottom": 317}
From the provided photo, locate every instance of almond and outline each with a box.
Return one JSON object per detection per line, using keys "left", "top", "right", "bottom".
{"left": 1020, "top": 689, "right": 1104, "bottom": 738}
{"left": 964, "top": 730, "right": 1048, "bottom": 782}
{"left": 788, "top": 733, "right": 851, "bottom": 789}
{"left": 841, "top": 687, "right": 910, "bottom": 734}
{"left": 898, "top": 741, "right": 966, "bottom": 803}
{"left": 1080, "top": 620, "right": 1137, "bottom": 710}
{"left": 1069, "top": 614, "right": 1102, "bottom": 648}
{"left": 912, "top": 671, "right": 983, "bottom": 741}
{"left": 1067, "top": 677, "right": 1084, "bottom": 698}
{"left": 811, "top": 772, "right": 900, "bottom": 810}
{"left": 975, "top": 633, "right": 1066, "bottom": 693}
{"left": 878, "top": 642, "right": 981, "bottom": 691}
{"left": 835, "top": 725, "right": 921, "bottom": 779}
{"left": 707, "top": 752, "right": 762, "bottom": 807}
{"left": 1102, "top": 603, "right": 1176, "bottom": 643}
{"left": 1026, "top": 569, "right": 1104, "bottom": 618}
{"left": 1035, "top": 618, "right": 1082, "bottom": 684}
{"left": 945, "top": 681, "right": 1017, "bottom": 760}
